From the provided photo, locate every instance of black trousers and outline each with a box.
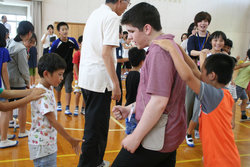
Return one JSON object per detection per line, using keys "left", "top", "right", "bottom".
{"left": 78, "top": 89, "right": 112, "bottom": 167}
{"left": 112, "top": 145, "right": 176, "bottom": 167}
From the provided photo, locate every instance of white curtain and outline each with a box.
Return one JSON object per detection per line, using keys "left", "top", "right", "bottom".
{"left": 31, "top": 0, "right": 43, "bottom": 59}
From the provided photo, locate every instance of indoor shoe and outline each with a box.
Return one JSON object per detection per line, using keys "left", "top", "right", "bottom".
{"left": 18, "top": 130, "right": 29, "bottom": 138}
{"left": 194, "top": 130, "right": 200, "bottom": 139}
{"left": 0, "top": 140, "right": 18, "bottom": 148}
{"left": 186, "top": 134, "right": 194, "bottom": 147}
{"left": 240, "top": 115, "right": 250, "bottom": 122}
{"left": 97, "top": 160, "right": 110, "bottom": 167}
{"left": 65, "top": 109, "right": 72, "bottom": 115}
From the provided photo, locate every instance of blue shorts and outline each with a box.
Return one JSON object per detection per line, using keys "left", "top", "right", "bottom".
{"left": 234, "top": 85, "right": 248, "bottom": 102}
{"left": 33, "top": 152, "right": 57, "bottom": 167}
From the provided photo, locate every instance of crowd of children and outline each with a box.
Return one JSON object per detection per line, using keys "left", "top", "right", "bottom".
{"left": 0, "top": 0, "right": 249, "bottom": 167}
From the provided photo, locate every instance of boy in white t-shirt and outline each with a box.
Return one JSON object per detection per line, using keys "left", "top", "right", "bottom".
{"left": 28, "top": 53, "right": 82, "bottom": 167}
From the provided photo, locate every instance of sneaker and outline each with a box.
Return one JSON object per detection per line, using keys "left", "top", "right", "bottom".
{"left": 74, "top": 108, "right": 79, "bottom": 116}
{"left": 0, "top": 134, "right": 16, "bottom": 140}
{"left": 65, "top": 109, "right": 72, "bottom": 115}
{"left": 9, "top": 121, "right": 19, "bottom": 128}
{"left": 194, "top": 130, "right": 200, "bottom": 139}
{"left": 57, "top": 104, "right": 62, "bottom": 112}
{"left": 246, "top": 103, "right": 250, "bottom": 109}
{"left": 97, "top": 160, "right": 110, "bottom": 167}
{"left": 18, "top": 130, "right": 29, "bottom": 138}
{"left": 0, "top": 140, "right": 18, "bottom": 148}
{"left": 240, "top": 115, "right": 250, "bottom": 122}
{"left": 81, "top": 108, "right": 85, "bottom": 115}
{"left": 185, "top": 134, "right": 194, "bottom": 147}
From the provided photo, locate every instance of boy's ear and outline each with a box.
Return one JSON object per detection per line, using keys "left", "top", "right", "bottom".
{"left": 208, "top": 71, "right": 216, "bottom": 81}
{"left": 143, "top": 24, "right": 152, "bottom": 35}
{"left": 43, "top": 70, "right": 49, "bottom": 77}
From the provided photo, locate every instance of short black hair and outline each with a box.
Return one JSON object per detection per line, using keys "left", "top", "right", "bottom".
{"left": 47, "top": 24, "right": 54, "bottom": 30}
{"left": 57, "top": 22, "right": 69, "bottom": 31}
{"left": 78, "top": 35, "right": 83, "bottom": 43}
{"left": 204, "top": 53, "right": 235, "bottom": 85}
{"left": 1, "top": 15, "right": 6, "bottom": 20}
{"left": 123, "top": 31, "right": 128, "bottom": 35}
{"left": 14, "top": 21, "right": 34, "bottom": 42}
{"left": 181, "top": 33, "right": 188, "bottom": 42}
{"left": 247, "top": 49, "right": 250, "bottom": 59}
{"left": 209, "top": 31, "right": 227, "bottom": 43}
{"left": 225, "top": 38, "right": 233, "bottom": 48}
{"left": 0, "top": 24, "right": 7, "bottom": 47}
{"left": 105, "top": 0, "right": 118, "bottom": 4}
{"left": 38, "top": 53, "right": 66, "bottom": 77}
{"left": 187, "top": 23, "right": 195, "bottom": 37}
{"left": 121, "top": 2, "right": 162, "bottom": 31}
{"left": 128, "top": 47, "right": 146, "bottom": 67}
{"left": 30, "top": 32, "right": 37, "bottom": 46}
{"left": 194, "top": 11, "right": 211, "bottom": 26}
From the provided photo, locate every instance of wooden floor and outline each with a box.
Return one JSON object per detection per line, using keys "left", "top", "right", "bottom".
{"left": 0, "top": 79, "right": 249, "bottom": 167}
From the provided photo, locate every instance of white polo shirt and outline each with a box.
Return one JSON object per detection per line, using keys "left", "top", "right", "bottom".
{"left": 78, "top": 4, "right": 120, "bottom": 93}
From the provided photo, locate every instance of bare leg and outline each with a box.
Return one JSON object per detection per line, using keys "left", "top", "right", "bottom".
{"left": 74, "top": 92, "right": 81, "bottom": 108}
{"left": 0, "top": 111, "right": 11, "bottom": 140}
{"left": 18, "top": 104, "right": 27, "bottom": 133}
{"left": 55, "top": 90, "right": 61, "bottom": 103}
{"left": 66, "top": 92, "right": 71, "bottom": 106}
{"left": 187, "top": 120, "right": 197, "bottom": 135}
{"left": 241, "top": 99, "right": 247, "bottom": 113}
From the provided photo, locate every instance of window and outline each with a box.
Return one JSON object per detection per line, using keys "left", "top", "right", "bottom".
{"left": 1, "top": 14, "right": 27, "bottom": 38}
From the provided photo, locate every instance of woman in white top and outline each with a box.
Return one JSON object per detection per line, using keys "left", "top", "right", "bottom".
{"left": 41, "top": 24, "right": 57, "bottom": 55}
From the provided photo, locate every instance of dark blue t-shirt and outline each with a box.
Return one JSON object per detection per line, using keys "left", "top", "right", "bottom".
{"left": 28, "top": 46, "right": 37, "bottom": 68}
{"left": 49, "top": 37, "right": 79, "bottom": 72}
{"left": 0, "top": 48, "right": 11, "bottom": 88}
{"left": 187, "top": 34, "right": 212, "bottom": 59}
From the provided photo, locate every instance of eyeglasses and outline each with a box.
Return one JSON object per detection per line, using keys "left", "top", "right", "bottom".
{"left": 123, "top": 0, "right": 131, "bottom": 6}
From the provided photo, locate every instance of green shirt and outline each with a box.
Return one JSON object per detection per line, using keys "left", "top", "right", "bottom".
{"left": 235, "top": 61, "right": 250, "bottom": 89}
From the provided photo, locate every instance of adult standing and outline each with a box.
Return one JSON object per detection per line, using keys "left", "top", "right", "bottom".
{"left": 41, "top": 24, "right": 57, "bottom": 55}
{"left": 77, "top": 0, "right": 130, "bottom": 167}
{"left": 1, "top": 16, "right": 11, "bottom": 34}
{"left": 112, "top": 2, "right": 186, "bottom": 167}
{"left": 185, "top": 11, "right": 212, "bottom": 147}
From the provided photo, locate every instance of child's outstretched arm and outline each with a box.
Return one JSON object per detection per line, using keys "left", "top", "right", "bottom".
{"left": 154, "top": 39, "right": 201, "bottom": 95}
{"left": 45, "top": 112, "right": 83, "bottom": 155}
{"left": 177, "top": 44, "right": 201, "bottom": 80}
{"left": 0, "top": 88, "right": 45, "bottom": 111}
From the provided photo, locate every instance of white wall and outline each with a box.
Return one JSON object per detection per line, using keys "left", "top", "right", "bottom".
{"left": 42, "top": 0, "right": 250, "bottom": 58}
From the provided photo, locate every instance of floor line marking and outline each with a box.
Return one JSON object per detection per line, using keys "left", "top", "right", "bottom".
{"left": 1, "top": 153, "right": 249, "bottom": 163}
{"left": 26, "top": 122, "right": 125, "bottom": 132}
{"left": 236, "top": 122, "right": 250, "bottom": 128}
{"left": 110, "top": 116, "right": 126, "bottom": 130}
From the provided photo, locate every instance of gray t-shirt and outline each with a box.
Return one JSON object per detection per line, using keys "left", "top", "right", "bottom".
{"left": 198, "top": 82, "right": 224, "bottom": 114}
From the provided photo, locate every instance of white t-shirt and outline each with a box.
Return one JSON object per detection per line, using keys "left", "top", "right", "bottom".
{"left": 41, "top": 33, "right": 57, "bottom": 49}
{"left": 2, "top": 22, "right": 11, "bottom": 33}
{"left": 28, "top": 83, "right": 57, "bottom": 160}
{"left": 78, "top": 4, "right": 120, "bottom": 93}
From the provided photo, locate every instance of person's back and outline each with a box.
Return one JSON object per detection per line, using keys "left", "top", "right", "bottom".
{"left": 198, "top": 82, "right": 241, "bottom": 167}
{"left": 78, "top": 4, "right": 120, "bottom": 92}
{"left": 7, "top": 39, "right": 29, "bottom": 87}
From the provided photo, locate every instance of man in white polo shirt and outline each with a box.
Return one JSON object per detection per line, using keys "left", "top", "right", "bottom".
{"left": 78, "top": 0, "right": 130, "bottom": 167}
{"left": 1, "top": 15, "right": 11, "bottom": 34}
